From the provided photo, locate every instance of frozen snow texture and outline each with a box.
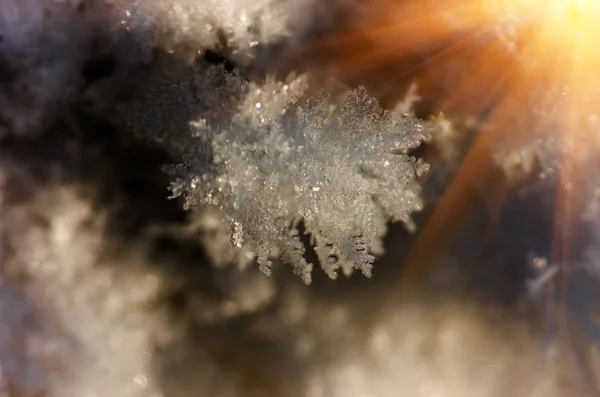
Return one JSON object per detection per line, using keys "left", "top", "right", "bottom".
{"left": 0, "top": 187, "right": 164, "bottom": 397}
{"left": 163, "top": 66, "right": 429, "bottom": 283}
{"left": 303, "top": 301, "right": 587, "bottom": 397}
{"left": 117, "top": 0, "right": 293, "bottom": 48}
{"left": 0, "top": 0, "right": 342, "bottom": 137}
{"left": 112, "top": 0, "right": 352, "bottom": 65}
{"left": 0, "top": 0, "right": 426, "bottom": 284}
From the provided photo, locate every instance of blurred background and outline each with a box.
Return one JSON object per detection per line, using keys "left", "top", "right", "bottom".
{"left": 1, "top": 0, "right": 600, "bottom": 396}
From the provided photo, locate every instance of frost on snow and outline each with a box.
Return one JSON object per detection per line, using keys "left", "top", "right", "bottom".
{"left": 159, "top": 66, "right": 429, "bottom": 284}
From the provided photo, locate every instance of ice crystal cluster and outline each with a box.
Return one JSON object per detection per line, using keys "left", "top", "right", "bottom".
{"left": 163, "top": 67, "right": 429, "bottom": 283}
{"left": 116, "top": 0, "right": 312, "bottom": 54}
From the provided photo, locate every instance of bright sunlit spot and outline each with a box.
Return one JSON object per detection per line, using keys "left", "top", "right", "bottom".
{"left": 400, "top": 0, "right": 600, "bottom": 292}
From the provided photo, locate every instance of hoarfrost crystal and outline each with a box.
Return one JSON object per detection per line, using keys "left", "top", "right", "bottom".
{"left": 166, "top": 66, "right": 429, "bottom": 283}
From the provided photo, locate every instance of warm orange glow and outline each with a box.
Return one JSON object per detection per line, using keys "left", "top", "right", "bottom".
{"left": 304, "top": 0, "right": 600, "bottom": 286}
{"left": 400, "top": 0, "right": 600, "bottom": 281}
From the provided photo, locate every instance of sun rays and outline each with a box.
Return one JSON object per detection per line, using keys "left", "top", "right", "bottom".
{"left": 305, "top": 0, "right": 600, "bottom": 294}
